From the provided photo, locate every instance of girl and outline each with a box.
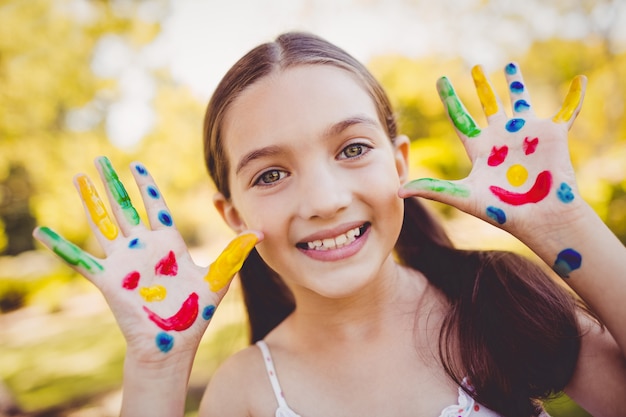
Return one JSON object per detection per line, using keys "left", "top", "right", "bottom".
{"left": 34, "top": 32, "right": 626, "bottom": 417}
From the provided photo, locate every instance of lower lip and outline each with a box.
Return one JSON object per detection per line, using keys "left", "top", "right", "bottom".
{"left": 297, "top": 226, "right": 370, "bottom": 262}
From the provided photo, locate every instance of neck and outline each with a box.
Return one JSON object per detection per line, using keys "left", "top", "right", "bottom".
{"left": 286, "top": 262, "right": 429, "bottom": 344}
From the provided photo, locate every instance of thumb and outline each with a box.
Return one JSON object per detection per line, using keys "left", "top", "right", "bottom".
{"left": 204, "top": 231, "right": 263, "bottom": 293}
{"left": 399, "top": 177, "right": 471, "bottom": 208}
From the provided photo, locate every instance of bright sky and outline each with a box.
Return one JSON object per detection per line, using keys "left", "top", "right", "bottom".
{"left": 81, "top": 0, "right": 626, "bottom": 148}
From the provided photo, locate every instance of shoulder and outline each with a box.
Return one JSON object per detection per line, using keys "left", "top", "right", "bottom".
{"left": 199, "top": 344, "right": 277, "bottom": 417}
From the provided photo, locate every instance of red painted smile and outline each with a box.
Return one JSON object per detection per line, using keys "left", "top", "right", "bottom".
{"left": 143, "top": 292, "right": 199, "bottom": 331}
{"left": 489, "top": 171, "right": 553, "bottom": 206}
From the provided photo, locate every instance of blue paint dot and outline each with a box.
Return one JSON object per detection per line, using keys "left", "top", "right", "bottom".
{"left": 202, "top": 305, "right": 216, "bottom": 320}
{"left": 553, "top": 248, "right": 582, "bottom": 278}
{"left": 135, "top": 164, "right": 148, "bottom": 176}
{"left": 505, "top": 118, "right": 526, "bottom": 132}
{"left": 147, "top": 185, "right": 160, "bottom": 199}
{"left": 505, "top": 63, "right": 518, "bottom": 75}
{"left": 557, "top": 182, "right": 575, "bottom": 203}
{"left": 156, "top": 332, "right": 174, "bottom": 353}
{"left": 128, "top": 238, "right": 145, "bottom": 249}
{"left": 486, "top": 206, "right": 507, "bottom": 224}
{"left": 510, "top": 81, "right": 524, "bottom": 94}
{"left": 513, "top": 99, "right": 530, "bottom": 112}
{"left": 158, "top": 210, "right": 173, "bottom": 227}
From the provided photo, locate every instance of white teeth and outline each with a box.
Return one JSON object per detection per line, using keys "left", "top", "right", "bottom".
{"left": 305, "top": 226, "right": 362, "bottom": 251}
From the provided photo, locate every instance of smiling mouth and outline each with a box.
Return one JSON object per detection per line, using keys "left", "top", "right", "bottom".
{"left": 489, "top": 171, "right": 552, "bottom": 206}
{"left": 143, "top": 292, "right": 199, "bottom": 331}
{"left": 297, "top": 223, "right": 370, "bottom": 251}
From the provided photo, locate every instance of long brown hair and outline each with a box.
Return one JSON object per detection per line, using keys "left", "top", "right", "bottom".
{"left": 203, "top": 31, "right": 582, "bottom": 417}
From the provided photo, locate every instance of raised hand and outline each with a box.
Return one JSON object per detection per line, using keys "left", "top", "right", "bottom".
{"left": 33, "top": 156, "right": 260, "bottom": 360}
{"left": 400, "top": 63, "right": 587, "bottom": 277}
{"left": 401, "top": 64, "right": 586, "bottom": 228}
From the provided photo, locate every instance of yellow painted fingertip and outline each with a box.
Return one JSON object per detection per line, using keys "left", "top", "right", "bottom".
{"left": 471, "top": 65, "right": 499, "bottom": 117}
{"left": 205, "top": 233, "right": 259, "bottom": 292}
{"left": 139, "top": 285, "right": 167, "bottom": 302}
{"left": 77, "top": 174, "right": 118, "bottom": 240}
{"left": 553, "top": 75, "right": 584, "bottom": 123}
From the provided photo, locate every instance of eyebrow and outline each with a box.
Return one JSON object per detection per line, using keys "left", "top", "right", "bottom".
{"left": 235, "top": 145, "right": 284, "bottom": 174}
{"left": 234, "top": 115, "right": 380, "bottom": 175}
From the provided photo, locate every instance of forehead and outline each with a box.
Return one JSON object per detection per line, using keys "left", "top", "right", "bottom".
{"left": 221, "top": 65, "right": 381, "bottom": 158}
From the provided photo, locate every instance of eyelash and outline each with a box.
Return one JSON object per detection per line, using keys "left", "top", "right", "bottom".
{"left": 253, "top": 169, "right": 288, "bottom": 187}
{"left": 338, "top": 142, "right": 372, "bottom": 160}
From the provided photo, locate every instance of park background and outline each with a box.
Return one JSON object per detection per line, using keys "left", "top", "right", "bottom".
{"left": 1, "top": 0, "right": 626, "bottom": 415}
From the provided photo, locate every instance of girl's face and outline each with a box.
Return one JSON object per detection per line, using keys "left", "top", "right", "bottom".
{"left": 214, "top": 65, "right": 409, "bottom": 299}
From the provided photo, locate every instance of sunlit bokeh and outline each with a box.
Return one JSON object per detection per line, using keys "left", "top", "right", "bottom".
{"left": 1, "top": 0, "right": 625, "bottom": 415}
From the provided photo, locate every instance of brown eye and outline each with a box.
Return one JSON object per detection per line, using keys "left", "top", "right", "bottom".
{"left": 256, "top": 169, "right": 286, "bottom": 185}
{"left": 340, "top": 143, "right": 370, "bottom": 159}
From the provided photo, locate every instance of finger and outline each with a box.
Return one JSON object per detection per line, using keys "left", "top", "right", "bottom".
{"left": 33, "top": 226, "right": 104, "bottom": 280}
{"left": 437, "top": 76, "right": 482, "bottom": 139}
{"left": 503, "top": 62, "right": 535, "bottom": 122}
{"left": 471, "top": 65, "right": 504, "bottom": 121}
{"left": 400, "top": 177, "right": 471, "bottom": 207}
{"left": 204, "top": 232, "right": 262, "bottom": 293}
{"left": 95, "top": 156, "right": 142, "bottom": 235}
{"left": 552, "top": 75, "right": 587, "bottom": 128}
{"left": 74, "top": 174, "right": 120, "bottom": 250}
{"left": 131, "top": 162, "right": 175, "bottom": 230}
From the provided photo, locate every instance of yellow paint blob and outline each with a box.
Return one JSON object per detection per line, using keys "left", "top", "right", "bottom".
{"left": 139, "top": 285, "right": 167, "bottom": 302}
{"left": 471, "top": 65, "right": 499, "bottom": 117}
{"left": 205, "top": 233, "right": 258, "bottom": 292}
{"left": 506, "top": 164, "right": 528, "bottom": 187}
{"left": 77, "top": 175, "right": 118, "bottom": 240}
{"left": 553, "top": 75, "right": 584, "bottom": 123}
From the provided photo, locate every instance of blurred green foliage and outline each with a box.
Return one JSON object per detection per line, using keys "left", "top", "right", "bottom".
{"left": 0, "top": 0, "right": 624, "bottom": 415}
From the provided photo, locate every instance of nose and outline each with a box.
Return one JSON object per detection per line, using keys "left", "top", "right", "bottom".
{"left": 297, "top": 165, "right": 352, "bottom": 219}
{"left": 506, "top": 164, "right": 528, "bottom": 187}
{"left": 140, "top": 285, "right": 167, "bottom": 302}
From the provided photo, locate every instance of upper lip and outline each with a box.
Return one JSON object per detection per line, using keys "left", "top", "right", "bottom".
{"left": 297, "top": 221, "right": 367, "bottom": 245}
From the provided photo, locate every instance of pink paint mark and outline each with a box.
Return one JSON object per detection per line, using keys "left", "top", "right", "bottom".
{"left": 488, "top": 146, "right": 508, "bottom": 166}
{"left": 490, "top": 170, "right": 553, "bottom": 205}
{"left": 155, "top": 251, "right": 178, "bottom": 276}
{"left": 122, "top": 271, "right": 140, "bottom": 290}
{"left": 143, "top": 292, "right": 199, "bottom": 331}
{"left": 523, "top": 137, "right": 538, "bottom": 155}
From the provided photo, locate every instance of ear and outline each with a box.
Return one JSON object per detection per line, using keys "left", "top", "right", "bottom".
{"left": 213, "top": 192, "right": 247, "bottom": 233}
{"left": 393, "top": 135, "right": 410, "bottom": 183}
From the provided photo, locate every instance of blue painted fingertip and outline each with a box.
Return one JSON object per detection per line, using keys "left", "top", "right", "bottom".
{"left": 135, "top": 164, "right": 148, "bottom": 176}
{"left": 505, "top": 63, "right": 518, "bottom": 75}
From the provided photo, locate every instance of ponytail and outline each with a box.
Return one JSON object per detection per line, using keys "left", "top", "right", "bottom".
{"left": 397, "top": 197, "right": 581, "bottom": 417}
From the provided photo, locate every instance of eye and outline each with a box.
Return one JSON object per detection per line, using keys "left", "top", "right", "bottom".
{"left": 254, "top": 169, "right": 287, "bottom": 186}
{"left": 523, "top": 137, "right": 539, "bottom": 155}
{"left": 338, "top": 143, "right": 371, "bottom": 160}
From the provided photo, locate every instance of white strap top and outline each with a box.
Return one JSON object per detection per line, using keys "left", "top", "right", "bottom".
{"left": 256, "top": 341, "right": 534, "bottom": 417}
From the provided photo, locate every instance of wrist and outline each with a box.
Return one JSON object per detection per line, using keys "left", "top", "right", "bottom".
{"left": 120, "top": 348, "right": 196, "bottom": 417}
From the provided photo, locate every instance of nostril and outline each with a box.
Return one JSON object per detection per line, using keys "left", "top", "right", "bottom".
{"left": 506, "top": 164, "right": 528, "bottom": 187}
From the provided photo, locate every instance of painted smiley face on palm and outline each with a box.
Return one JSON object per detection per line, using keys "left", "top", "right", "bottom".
{"left": 121, "top": 246, "right": 216, "bottom": 353}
